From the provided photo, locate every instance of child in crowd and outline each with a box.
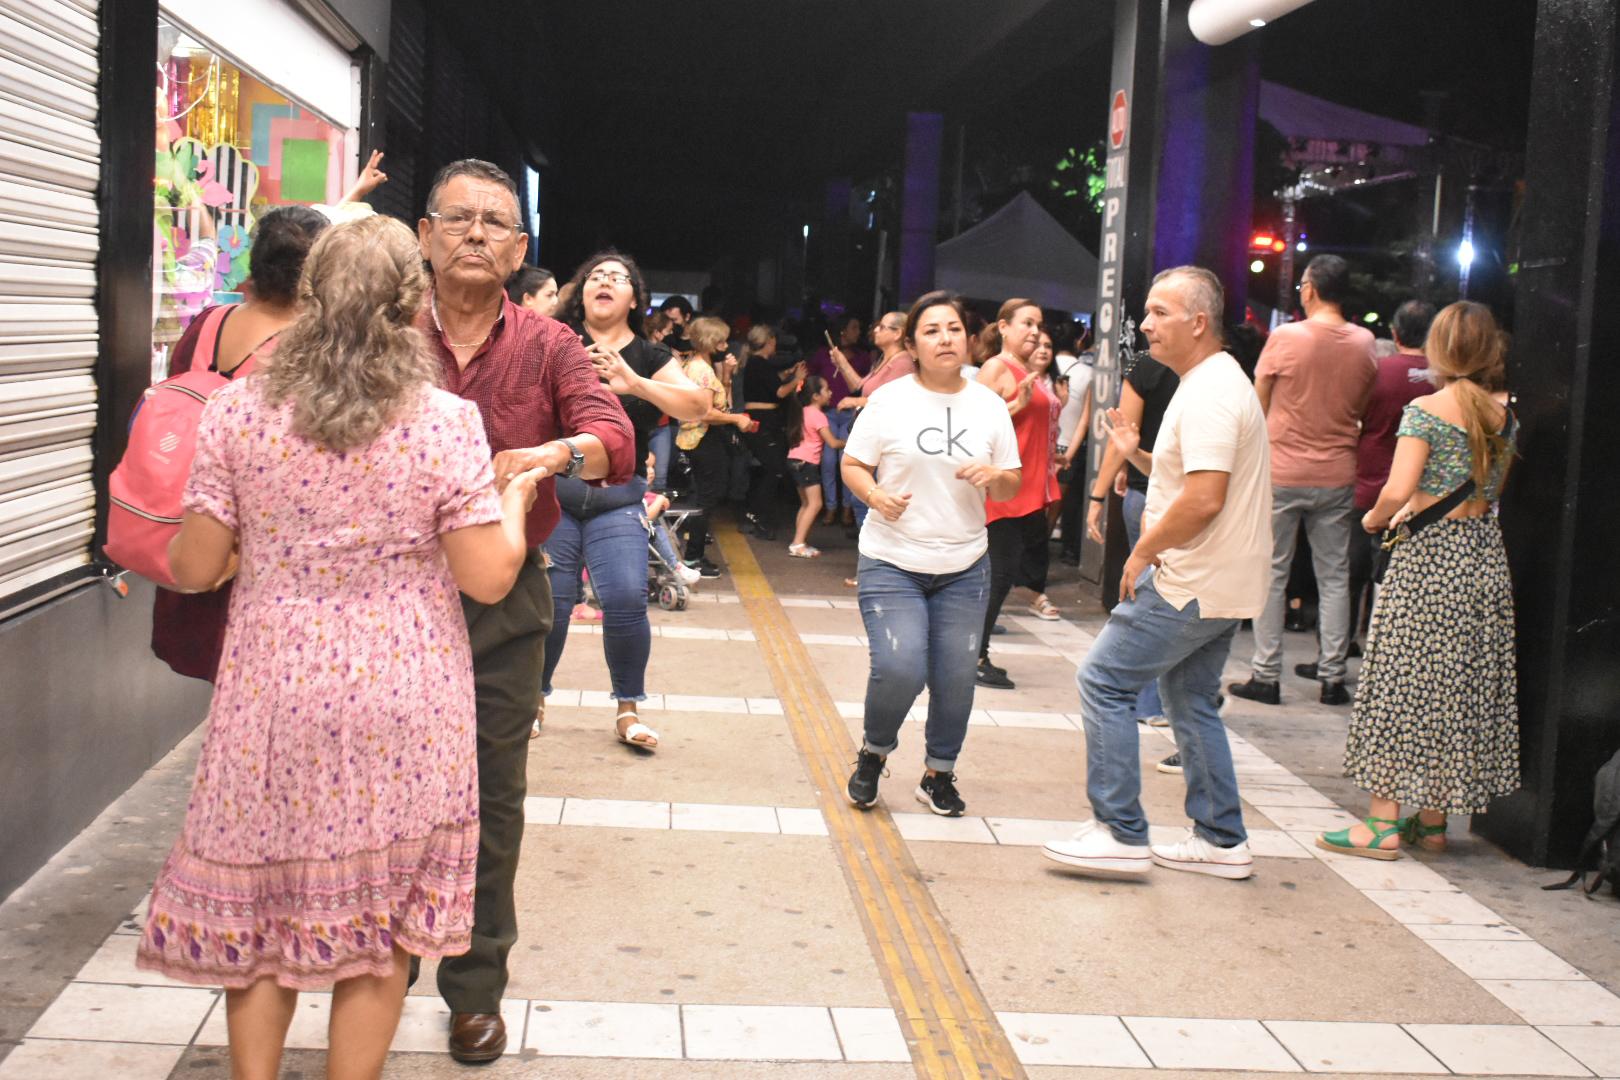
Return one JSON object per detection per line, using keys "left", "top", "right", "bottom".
{"left": 787, "top": 375, "right": 844, "bottom": 557}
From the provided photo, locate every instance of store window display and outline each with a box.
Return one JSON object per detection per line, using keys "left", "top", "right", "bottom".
{"left": 151, "top": 21, "right": 368, "bottom": 380}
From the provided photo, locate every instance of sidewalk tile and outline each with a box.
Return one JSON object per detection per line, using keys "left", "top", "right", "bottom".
{"left": 683, "top": 1004, "right": 843, "bottom": 1060}
{"left": 726, "top": 629, "right": 758, "bottom": 642}
{"left": 1255, "top": 805, "right": 1360, "bottom": 831}
{"left": 663, "top": 694, "right": 751, "bottom": 714}
{"left": 1540, "top": 1025, "right": 1620, "bottom": 1077}
{"left": 579, "top": 690, "right": 616, "bottom": 709}
{"left": 835, "top": 701, "right": 865, "bottom": 718}
{"left": 829, "top": 599, "right": 859, "bottom": 610}
{"left": 987, "top": 642, "right": 1061, "bottom": 656}
{"left": 1478, "top": 979, "right": 1620, "bottom": 1026}
{"left": 1405, "top": 1023, "right": 1591, "bottom": 1076}
{"left": 891, "top": 813, "right": 998, "bottom": 844}
{"left": 776, "top": 807, "right": 831, "bottom": 836}
{"left": 0, "top": 1040, "right": 183, "bottom": 1080}
{"left": 672, "top": 802, "right": 781, "bottom": 834}
{"left": 527, "top": 1000, "right": 682, "bottom": 1059}
{"left": 1428, "top": 940, "right": 1587, "bottom": 981}
{"left": 998, "top": 1011, "right": 1151, "bottom": 1068}
{"left": 986, "top": 710, "right": 1074, "bottom": 730}
{"left": 658, "top": 625, "right": 732, "bottom": 640}
{"left": 1245, "top": 829, "right": 1314, "bottom": 858}
{"left": 548, "top": 689, "right": 582, "bottom": 707}
{"left": 780, "top": 597, "right": 833, "bottom": 608}
{"left": 1409, "top": 922, "right": 1529, "bottom": 942}
{"left": 1124, "top": 1016, "right": 1302, "bottom": 1071}
{"left": 1361, "top": 888, "right": 1507, "bottom": 926}
{"left": 801, "top": 633, "right": 863, "bottom": 646}
{"left": 73, "top": 933, "right": 187, "bottom": 987}
{"left": 523, "top": 796, "right": 564, "bottom": 825}
{"left": 391, "top": 997, "right": 527, "bottom": 1054}
{"left": 1240, "top": 784, "right": 1337, "bottom": 808}
{"left": 1266, "top": 1020, "right": 1448, "bottom": 1073}
{"left": 831, "top": 1006, "right": 911, "bottom": 1062}
{"left": 1237, "top": 768, "right": 1311, "bottom": 785}
{"left": 561, "top": 798, "right": 670, "bottom": 830}
{"left": 986, "top": 817, "right": 1087, "bottom": 847}
{"left": 1320, "top": 855, "right": 1459, "bottom": 892}
{"left": 29, "top": 984, "right": 217, "bottom": 1045}
{"left": 746, "top": 697, "right": 784, "bottom": 714}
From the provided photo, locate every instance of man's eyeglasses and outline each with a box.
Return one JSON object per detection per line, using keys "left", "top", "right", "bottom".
{"left": 428, "top": 208, "right": 519, "bottom": 240}
{"left": 585, "top": 270, "right": 633, "bottom": 287}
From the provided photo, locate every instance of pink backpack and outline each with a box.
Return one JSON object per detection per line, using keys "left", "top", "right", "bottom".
{"left": 105, "top": 307, "right": 269, "bottom": 589}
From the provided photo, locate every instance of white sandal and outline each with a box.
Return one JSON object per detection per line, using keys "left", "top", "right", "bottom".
{"left": 616, "top": 710, "right": 659, "bottom": 750}
{"left": 1028, "top": 594, "right": 1061, "bottom": 621}
{"left": 787, "top": 543, "right": 821, "bottom": 558}
{"left": 531, "top": 698, "right": 544, "bottom": 739}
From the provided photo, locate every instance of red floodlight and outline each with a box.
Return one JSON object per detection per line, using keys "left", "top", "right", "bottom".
{"left": 1250, "top": 232, "right": 1276, "bottom": 250}
{"left": 1271, "top": 239, "right": 1286, "bottom": 253}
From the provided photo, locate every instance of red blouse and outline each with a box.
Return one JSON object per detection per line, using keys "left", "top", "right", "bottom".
{"left": 985, "top": 356, "right": 1060, "bottom": 523}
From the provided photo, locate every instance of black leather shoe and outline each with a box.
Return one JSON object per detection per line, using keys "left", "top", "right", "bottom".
{"left": 976, "top": 659, "right": 1015, "bottom": 689}
{"left": 1320, "top": 681, "right": 1351, "bottom": 706}
{"left": 1295, "top": 662, "right": 1319, "bottom": 680}
{"left": 1227, "top": 677, "right": 1281, "bottom": 705}
{"left": 449, "top": 1012, "right": 507, "bottom": 1063}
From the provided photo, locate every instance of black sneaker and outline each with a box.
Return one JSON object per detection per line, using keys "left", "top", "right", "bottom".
{"left": 975, "top": 659, "right": 1014, "bottom": 689}
{"left": 1156, "top": 752, "right": 1184, "bottom": 775}
{"left": 1320, "top": 681, "right": 1351, "bottom": 706}
{"left": 847, "top": 749, "right": 887, "bottom": 808}
{"left": 1227, "top": 677, "right": 1280, "bottom": 705}
{"left": 1294, "top": 662, "right": 1319, "bottom": 680}
{"left": 915, "top": 771, "right": 966, "bottom": 816}
{"left": 685, "top": 557, "right": 722, "bottom": 579}
{"left": 991, "top": 623, "right": 1008, "bottom": 636}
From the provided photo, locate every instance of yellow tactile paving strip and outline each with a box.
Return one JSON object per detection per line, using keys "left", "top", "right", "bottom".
{"left": 716, "top": 527, "right": 1025, "bottom": 1079}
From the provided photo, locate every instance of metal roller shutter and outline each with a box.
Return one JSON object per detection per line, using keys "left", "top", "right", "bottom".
{"left": 0, "top": 0, "right": 99, "bottom": 601}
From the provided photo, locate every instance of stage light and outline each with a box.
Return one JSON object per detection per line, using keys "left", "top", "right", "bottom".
{"left": 1250, "top": 259, "right": 1265, "bottom": 274}
{"left": 1251, "top": 232, "right": 1276, "bottom": 250}
{"left": 1457, "top": 239, "right": 1475, "bottom": 268}
{"left": 1364, "top": 312, "right": 1379, "bottom": 324}
{"left": 1249, "top": 18, "right": 1267, "bottom": 27}
{"left": 1296, "top": 241, "right": 1308, "bottom": 253}
{"left": 1272, "top": 239, "right": 1286, "bottom": 253}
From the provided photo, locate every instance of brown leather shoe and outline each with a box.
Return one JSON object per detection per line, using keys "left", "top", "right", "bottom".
{"left": 448, "top": 1012, "right": 507, "bottom": 1063}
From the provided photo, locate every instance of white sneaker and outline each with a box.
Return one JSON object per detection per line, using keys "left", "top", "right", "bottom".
{"left": 1150, "top": 829, "right": 1253, "bottom": 880}
{"left": 1136, "top": 714, "right": 1171, "bottom": 728}
{"left": 1041, "top": 820, "right": 1152, "bottom": 876}
{"left": 675, "top": 562, "right": 702, "bottom": 587}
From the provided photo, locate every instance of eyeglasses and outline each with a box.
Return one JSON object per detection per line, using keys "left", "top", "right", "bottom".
{"left": 428, "top": 208, "right": 519, "bottom": 240}
{"left": 585, "top": 270, "right": 633, "bottom": 287}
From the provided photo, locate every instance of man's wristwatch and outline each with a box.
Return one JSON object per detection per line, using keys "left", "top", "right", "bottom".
{"left": 558, "top": 438, "right": 585, "bottom": 480}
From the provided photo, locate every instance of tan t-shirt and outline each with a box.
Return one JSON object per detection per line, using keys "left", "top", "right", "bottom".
{"left": 1255, "top": 320, "right": 1376, "bottom": 487}
{"left": 1144, "top": 352, "right": 1272, "bottom": 620}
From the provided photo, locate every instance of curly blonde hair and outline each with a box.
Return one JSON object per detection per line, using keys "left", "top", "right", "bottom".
{"left": 260, "top": 216, "right": 439, "bottom": 451}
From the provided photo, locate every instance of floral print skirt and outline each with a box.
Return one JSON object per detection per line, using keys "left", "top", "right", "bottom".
{"left": 1345, "top": 516, "right": 1520, "bottom": 814}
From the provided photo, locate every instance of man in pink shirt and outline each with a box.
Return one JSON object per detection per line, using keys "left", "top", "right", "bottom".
{"left": 1229, "top": 255, "right": 1376, "bottom": 706}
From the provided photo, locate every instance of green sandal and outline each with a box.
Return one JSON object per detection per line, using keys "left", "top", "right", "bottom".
{"left": 1316, "top": 816, "right": 1403, "bottom": 861}
{"left": 1401, "top": 815, "right": 1447, "bottom": 852}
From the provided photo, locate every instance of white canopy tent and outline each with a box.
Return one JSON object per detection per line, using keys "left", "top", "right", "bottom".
{"left": 935, "top": 192, "right": 1099, "bottom": 314}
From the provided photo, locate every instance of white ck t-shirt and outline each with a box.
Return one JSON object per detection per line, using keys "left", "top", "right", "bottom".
{"left": 1142, "top": 351, "right": 1273, "bottom": 619}
{"left": 845, "top": 374, "right": 1021, "bottom": 574}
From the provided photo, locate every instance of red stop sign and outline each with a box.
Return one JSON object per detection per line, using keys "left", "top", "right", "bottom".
{"left": 1109, "top": 90, "right": 1128, "bottom": 149}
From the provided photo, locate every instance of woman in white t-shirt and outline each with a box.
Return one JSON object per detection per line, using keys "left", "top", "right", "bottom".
{"left": 840, "top": 292, "right": 1022, "bottom": 816}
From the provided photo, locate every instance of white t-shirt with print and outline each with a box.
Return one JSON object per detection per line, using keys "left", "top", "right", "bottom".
{"left": 1142, "top": 351, "right": 1272, "bottom": 619}
{"left": 1056, "top": 351, "right": 1095, "bottom": 450}
{"left": 845, "top": 374, "right": 1021, "bottom": 574}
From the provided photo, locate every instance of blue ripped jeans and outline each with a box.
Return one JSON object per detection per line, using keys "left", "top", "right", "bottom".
{"left": 542, "top": 477, "right": 652, "bottom": 703}
{"left": 856, "top": 553, "right": 990, "bottom": 772}
{"left": 1077, "top": 570, "right": 1247, "bottom": 847}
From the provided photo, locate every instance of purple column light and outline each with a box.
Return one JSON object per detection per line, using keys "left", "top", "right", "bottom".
{"left": 898, "top": 112, "right": 944, "bottom": 304}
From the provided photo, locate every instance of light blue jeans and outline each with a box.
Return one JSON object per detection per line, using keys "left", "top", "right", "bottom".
{"left": 1077, "top": 570, "right": 1247, "bottom": 847}
{"left": 857, "top": 553, "right": 990, "bottom": 772}
{"left": 821, "top": 407, "right": 857, "bottom": 509}
{"left": 648, "top": 424, "right": 674, "bottom": 493}
{"left": 1121, "top": 486, "right": 1164, "bottom": 721}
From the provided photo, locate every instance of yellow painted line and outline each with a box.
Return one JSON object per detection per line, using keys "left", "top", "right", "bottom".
{"left": 717, "top": 526, "right": 1026, "bottom": 1079}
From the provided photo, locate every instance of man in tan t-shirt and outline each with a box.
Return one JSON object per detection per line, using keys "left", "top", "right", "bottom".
{"left": 1230, "top": 255, "right": 1375, "bottom": 707}
{"left": 1042, "top": 266, "right": 1271, "bottom": 882}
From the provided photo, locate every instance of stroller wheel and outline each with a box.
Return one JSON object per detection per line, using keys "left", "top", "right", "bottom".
{"left": 675, "top": 594, "right": 688, "bottom": 611}
{"left": 658, "top": 583, "right": 680, "bottom": 611}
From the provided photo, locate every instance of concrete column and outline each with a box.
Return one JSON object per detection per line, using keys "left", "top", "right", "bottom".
{"left": 897, "top": 112, "right": 943, "bottom": 304}
{"left": 1476, "top": 0, "right": 1620, "bottom": 867}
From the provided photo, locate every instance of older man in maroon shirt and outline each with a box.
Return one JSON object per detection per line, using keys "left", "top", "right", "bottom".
{"left": 414, "top": 159, "right": 633, "bottom": 1063}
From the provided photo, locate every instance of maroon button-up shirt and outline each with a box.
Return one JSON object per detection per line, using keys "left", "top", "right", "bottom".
{"left": 424, "top": 294, "right": 635, "bottom": 547}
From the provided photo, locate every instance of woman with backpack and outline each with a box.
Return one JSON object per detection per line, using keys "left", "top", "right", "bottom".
{"left": 1316, "top": 301, "right": 1520, "bottom": 860}
{"left": 138, "top": 215, "right": 553, "bottom": 1079}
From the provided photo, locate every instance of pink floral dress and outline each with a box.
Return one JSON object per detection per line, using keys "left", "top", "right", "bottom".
{"left": 137, "top": 380, "right": 502, "bottom": 989}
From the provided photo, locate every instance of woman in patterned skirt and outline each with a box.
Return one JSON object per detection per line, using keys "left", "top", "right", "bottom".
{"left": 138, "top": 216, "right": 550, "bottom": 1079}
{"left": 1317, "top": 301, "right": 1518, "bottom": 860}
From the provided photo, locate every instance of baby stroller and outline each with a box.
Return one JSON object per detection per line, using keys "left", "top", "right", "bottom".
{"left": 647, "top": 500, "right": 702, "bottom": 612}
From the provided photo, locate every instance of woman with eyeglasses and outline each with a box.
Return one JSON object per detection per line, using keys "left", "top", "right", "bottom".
{"left": 540, "top": 251, "right": 707, "bottom": 750}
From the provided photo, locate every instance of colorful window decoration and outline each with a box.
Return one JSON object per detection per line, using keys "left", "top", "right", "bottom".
{"left": 152, "top": 25, "right": 348, "bottom": 380}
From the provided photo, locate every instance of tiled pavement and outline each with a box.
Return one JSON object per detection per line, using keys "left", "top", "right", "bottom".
{"left": 3, "top": 547, "right": 1618, "bottom": 1078}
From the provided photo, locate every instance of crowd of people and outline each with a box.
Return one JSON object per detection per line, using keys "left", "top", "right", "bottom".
{"left": 131, "top": 157, "right": 1521, "bottom": 1078}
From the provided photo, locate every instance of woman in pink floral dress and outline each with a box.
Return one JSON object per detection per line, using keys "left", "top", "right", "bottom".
{"left": 138, "top": 215, "right": 548, "bottom": 1080}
